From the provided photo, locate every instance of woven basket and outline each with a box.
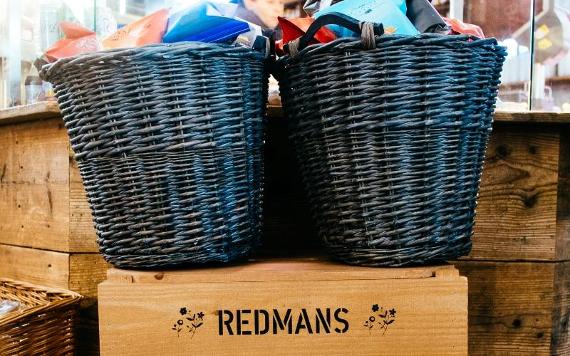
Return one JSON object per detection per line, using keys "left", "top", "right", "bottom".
{"left": 40, "top": 42, "right": 267, "bottom": 268}
{"left": 0, "top": 279, "right": 82, "bottom": 355}
{"left": 277, "top": 14, "right": 507, "bottom": 266}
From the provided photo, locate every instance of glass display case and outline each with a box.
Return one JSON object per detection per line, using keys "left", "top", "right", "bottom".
{"left": 458, "top": 0, "right": 570, "bottom": 112}
{"left": 0, "top": 0, "right": 174, "bottom": 108}
{"left": 2, "top": 0, "right": 569, "bottom": 111}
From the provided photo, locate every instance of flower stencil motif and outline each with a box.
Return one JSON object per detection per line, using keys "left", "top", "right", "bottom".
{"left": 363, "top": 304, "right": 396, "bottom": 335}
{"left": 172, "top": 307, "right": 205, "bottom": 338}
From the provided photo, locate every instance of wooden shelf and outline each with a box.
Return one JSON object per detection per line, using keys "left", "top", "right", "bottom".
{"left": 3, "top": 102, "right": 570, "bottom": 128}
{"left": 494, "top": 110, "right": 570, "bottom": 124}
{"left": 0, "top": 101, "right": 60, "bottom": 125}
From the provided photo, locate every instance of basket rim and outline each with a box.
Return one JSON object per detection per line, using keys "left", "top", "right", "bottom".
{"left": 0, "top": 278, "right": 82, "bottom": 326}
{"left": 277, "top": 33, "right": 503, "bottom": 65}
{"left": 40, "top": 41, "right": 266, "bottom": 82}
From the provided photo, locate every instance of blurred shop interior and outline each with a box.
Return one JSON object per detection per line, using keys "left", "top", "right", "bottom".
{"left": 0, "top": 0, "right": 569, "bottom": 112}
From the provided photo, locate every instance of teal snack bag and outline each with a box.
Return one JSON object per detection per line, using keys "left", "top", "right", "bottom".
{"left": 315, "top": 0, "right": 419, "bottom": 36}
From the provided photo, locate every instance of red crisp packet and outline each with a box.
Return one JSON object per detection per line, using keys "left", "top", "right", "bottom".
{"left": 44, "top": 22, "right": 99, "bottom": 62}
{"left": 277, "top": 17, "right": 336, "bottom": 53}
{"left": 102, "top": 9, "right": 169, "bottom": 49}
{"left": 445, "top": 17, "right": 485, "bottom": 38}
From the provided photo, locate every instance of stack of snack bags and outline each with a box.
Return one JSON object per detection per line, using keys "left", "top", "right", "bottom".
{"left": 279, "top": 0, "right": 485, "bottom": 51}
{"left": 39, "top": 1, "right": 269, "bottom": 63}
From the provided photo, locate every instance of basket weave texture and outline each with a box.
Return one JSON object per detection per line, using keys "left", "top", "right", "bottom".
{"left": 277, "top": 34, "right": 507, "bottom": 266}
{"left": 41, "top": 42, "right": 267, "bottom": 268}
{"left": 0, "top": 279, "right": 82, "bottom": 355}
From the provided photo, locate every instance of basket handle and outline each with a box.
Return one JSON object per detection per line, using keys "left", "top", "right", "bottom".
{"left": 285, "top": 13, "right": 384, "bottom": 57}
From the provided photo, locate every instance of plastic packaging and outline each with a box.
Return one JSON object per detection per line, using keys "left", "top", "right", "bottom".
{"left": 276, "top": 16, "right": 336, "bottom": 54}
{"left": 303, "top": 0, "right": 343, "bottom": 16}
{"left": 0, "top": 300, "right": 20, "bottom": 316}
{"left": 406, "top": 0, "right": 448, "bottom": 33}
{"left": 279, "top": 17, "right": 336, "bottom": 45}
{"left": 163, "top": 1, "right": 250, "bottom": 44}
{"left": 315, "top": 0, "right": 419, "bottom": 37}
{"left": 44, "top": 22, "right": 99, "bottom": 62}
{"left": 445, "top": 17, "right": 485, "bottom": 38}
{"left": 234, "top": 22, "right": 264, "bottom": 47}
{"left": 102, "top": 8, "right": 169, "bottom": 49}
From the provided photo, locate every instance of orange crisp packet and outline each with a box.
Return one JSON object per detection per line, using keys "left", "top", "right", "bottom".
{"left": 44, "top": 22, "right": 99, "bottom": 62}
{"left": 102, "top": 8, "right": 169, "bottom": 49}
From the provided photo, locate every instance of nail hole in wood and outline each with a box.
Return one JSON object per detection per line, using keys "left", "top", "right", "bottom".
{"left": 496, "top": 145, "right": 510, "bottom": 159}
{"left": 524, "top": 195, "right": 537, "bottom": 208}
{"left": 528, "top": 145, "right": 538, "bottom": 154}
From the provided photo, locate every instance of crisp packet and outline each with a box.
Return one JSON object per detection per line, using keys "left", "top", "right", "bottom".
{"left": 445, "top": 17, "right": 485, "bottom": 38}
{"left": 163, "top": 1, "right": 249, "bottom": 43}
{"left": 279, "top": 17, "right": 336, "bottom": 45}
{"left": 44, "top": 22, "right": 99, "bottom": 62}
{"left": 102, "top": 9, "right": 169, "bottom": 49}
{"left": 315, "top": 0, "right": 419, "bottom": 37}
{"left": 234, "top": 22, "right": 263, "bottom": 47}
{"left": 276, "top": 17, "right": 336, "bottom": 54}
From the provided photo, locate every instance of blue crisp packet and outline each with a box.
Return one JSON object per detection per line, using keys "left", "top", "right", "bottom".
{"left": 315, "top": 0, "right": 419, "bottom": 37}
{"left": 163, "top": 1, "right": 250, "bottom": 43}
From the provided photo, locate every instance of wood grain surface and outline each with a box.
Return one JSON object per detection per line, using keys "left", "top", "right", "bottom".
{"left": 100, "top": 260, "right": 467, "bottom": 356}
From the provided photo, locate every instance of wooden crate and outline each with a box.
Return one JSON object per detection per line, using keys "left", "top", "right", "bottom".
{"left": 469, "top": 116, "right": 570, "bottom": 261}
{"left": 0, "top": 243, "right": 106, "bottom": 306}
{"left": 0, "top": 102, "right": 98, "bottom": 252}
{"left": 0, "top": 103, "right": 107, "bottom": 355}
{"left": 99, "top": 258, "right": 467, "bottom": 356}
{"left": 454, "top": 261, "right": 570, "bottom": 355}
{"left": 453, "top": 114, "right": 570, "bottom": 355}
{"left": 0, "top": 102, "right": 108, "bottom": 301}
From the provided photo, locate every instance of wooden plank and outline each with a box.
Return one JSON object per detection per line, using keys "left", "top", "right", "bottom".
{"left": 454, "top": 261, "right": 570, "bottom": 355}
{"left": 556, "top": 127, "right": 570, "bottom": 261}
{"left": 469, "top": 124, "right": 560, "bottom": 260}
{"left": 99, "top": 262, "right": 466, "bottom": 356}
{"left": 552, "top": 262, "right": 570, "bottom": 355}
{"left": 0, "top": 102, "right": 60, "bottom": 126}
{"left": 0, "top": 244, "right": 107, "bottom": 303}
{"left": 4, "top": 102, "right": 570, "bottom": 126}
{"left": 69, "top": 253, "right": 109, "bottom": 305}
{"left": 0, "top": 118, "right": 72, "bottom": 251}
{"left": 69, "top": 155, "right": 98, "bottom": 252}
{"left": 106, "top": 258, "right": 457, "bottom": 284}
{"left": 0, "top": 243, "right": 70, "bottom": 290}
{"left": 269, "top": 103, "right": 570, "bottom": 124}
{"left": 494, "top": 111, "right": 570, "bottom": 124}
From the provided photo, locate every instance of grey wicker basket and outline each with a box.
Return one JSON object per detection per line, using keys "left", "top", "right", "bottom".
{"left": 277, "top": 14, "right": 507, "bottom": 266}
{"left": 40, "top": 42, "right": 268, "bottom": 268}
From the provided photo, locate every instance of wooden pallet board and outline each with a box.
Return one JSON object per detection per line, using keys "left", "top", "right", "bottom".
{"left": 0, "top": 243, "right": 107, "bottom": 307}
{"left": 99, "top": 258, "right": 467, "bottom": 356}
{"left": 454, "top": 261, "right": 570, "bottom": 355}
{"left": 468, "top": 123, "right": 570, "bottom": 261}
{"left": 0, "top": 113, "right": 97, "bottom": 252}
